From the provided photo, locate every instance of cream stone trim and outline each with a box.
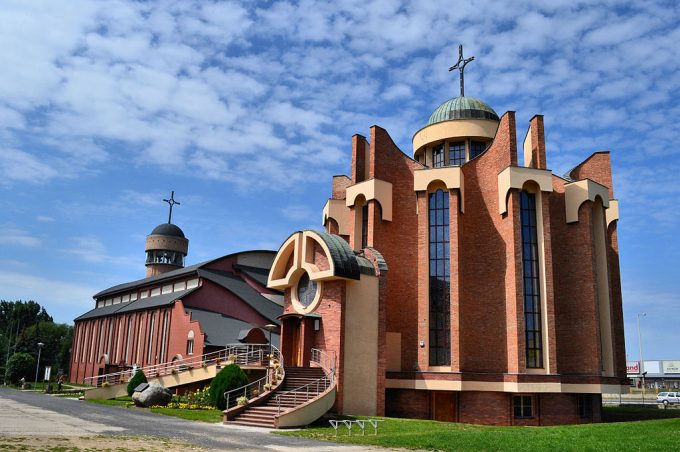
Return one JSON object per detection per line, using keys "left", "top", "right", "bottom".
{"left": 267, "top": 233, "right": 302, "bottom": 289}
{"left": 564, "top": 179, "right": 610, "bottom": 223}
{"left": 412, "top": 119, "right": 499, "bottom": 157}
{"left": 497, "top": 166, "right": 553, "bottom": 214}
{"left": 385, "top": 378, "right": 624, "bottom": 394}
{"left": 606, "top": 199, "right": 619, "bottom": 227}
{"left": 268, "top": 230, "right": 351, "bottom": 291}
{"left": 322, "top": 199, "right": 350, "bottom": 235}
{"left": 413, "top": 167, "right": 465, "bottom": 212}
{"left": 346, "top": 179, "right": 393, "bottom": 221}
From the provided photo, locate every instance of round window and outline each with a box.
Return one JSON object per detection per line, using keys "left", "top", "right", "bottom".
{"left": 296, "top": 272, "right": 317, "bottom": 308}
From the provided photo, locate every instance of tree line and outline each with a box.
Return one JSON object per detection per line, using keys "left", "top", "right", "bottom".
{"left": 1, "top": 300, "right": 73, "bottom": 384}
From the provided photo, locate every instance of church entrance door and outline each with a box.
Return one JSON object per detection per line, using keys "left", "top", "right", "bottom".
{"left": 290, "top": 320, "right": 302, "bottom": 367}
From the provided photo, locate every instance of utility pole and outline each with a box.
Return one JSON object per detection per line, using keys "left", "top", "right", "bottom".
{"left": 637, "top": 312, "right": 646, "bottom": 403}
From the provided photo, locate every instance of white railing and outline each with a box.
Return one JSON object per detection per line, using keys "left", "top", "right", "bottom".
{"left": 84, "top": 343, "right": 273, "bottom": 387}
{"left": 224, "top": 345, "right": 284, "bottom": 411}
{"left": 275, "top": 348, "right": 336, "bottom": 415}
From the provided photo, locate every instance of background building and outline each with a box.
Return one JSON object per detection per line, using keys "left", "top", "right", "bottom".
{"left": 69, "top": 217, "right": 282, "bottom": 384}
{"left": 627, "top": 360, "right": 680, "bottom": 389}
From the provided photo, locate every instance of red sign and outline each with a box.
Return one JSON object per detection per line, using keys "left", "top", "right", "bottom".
{"left": 627, "top": 361, "right": 640, "bottom": 374}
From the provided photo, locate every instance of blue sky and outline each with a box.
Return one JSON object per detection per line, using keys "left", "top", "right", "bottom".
{"left": 0, "top": 1, "right": 678, "bottom": 361}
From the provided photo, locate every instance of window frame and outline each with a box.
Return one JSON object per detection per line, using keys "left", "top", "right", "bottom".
{"left": 433, "top": 144, "right": 445, "bottom": 168}
{"left": 448, "top": 141, "right": 465, "bottom": 166}
{"left": 428, "top": 189, "right": 451, "bottom": 367}
{"left": 513, "top": 395, "right": 535, "bottom": 419}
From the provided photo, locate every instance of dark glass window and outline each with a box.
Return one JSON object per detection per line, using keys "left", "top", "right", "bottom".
{"left": 361, "top": 204, "right": 369, "bottom": 249}
{"left": 470, "top": 141, "right": 487, "bottom": 159}
{"left": 520, "top": 191, "right": 543, "bottom": 368}
{"left": 433, "top": 144, "right": 445, "bottom": 168}
{"left": 186, "top": 339, "right": 194, "bottom": 355}
{"left": 297, "top": 272, "right": 318, "bottom": 308}
{"left": 448, "top": 141, "right": 465, "bottom": 165}
{"left": 577, "top": 395, "right": 592, "bottom": 418}
{"left": 428, "top": 189, "right": 450, "bottom": 366}
{"left": 513, "top": 395, "right": 534, "bottom": 418}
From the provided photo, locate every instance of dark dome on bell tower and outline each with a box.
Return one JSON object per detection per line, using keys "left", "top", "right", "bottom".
{"left": 145, "top": 191, "right": 189, "bottom": 278}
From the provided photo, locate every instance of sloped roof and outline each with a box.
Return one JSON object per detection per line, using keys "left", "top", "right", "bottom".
{"left": 75, "top": 288, "right": 198, "bottom": 321}
{"left": 197, "top": 268, "right": 281, "bottom": 324}
{"left": 234, "top": 264, "right": 270, "bottom": 287}
{"left": 185, "top": 308, "right": 280, "bottom": 347}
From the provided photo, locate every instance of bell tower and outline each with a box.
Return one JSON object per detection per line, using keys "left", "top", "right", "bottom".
{"left": 145, "top": 191, "right": 189, "bottom": 278}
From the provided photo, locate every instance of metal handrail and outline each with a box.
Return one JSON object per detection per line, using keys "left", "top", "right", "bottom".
{"left": 224, "top": 346, "right": 284, "bottom": 411}
{"left": 275, "top": 348, "right": 336, "bottom": 415}
{"left": 84, "top": 343, "right": 271, "bottom": 387}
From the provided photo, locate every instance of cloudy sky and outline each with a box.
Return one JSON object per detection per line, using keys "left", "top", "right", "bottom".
{"left": 1, "top": 0, "right": 678, "bottom": 361}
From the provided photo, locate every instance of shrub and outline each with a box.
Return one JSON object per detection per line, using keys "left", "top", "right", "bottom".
{"left": 209, "top": 363, "right": 249, "bottom": 410}
{"left": 6, "top": 353, "right": 36, "bottom": 385}
{"left": 236, "top": 396, "right": 248, "bottom": 406}
{"left": 126, "top": 370, "right": 148, "bottom": 397}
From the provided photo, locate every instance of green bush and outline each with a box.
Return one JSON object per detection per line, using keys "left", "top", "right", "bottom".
{"left": 126, "top": 370, "right": 148, "bottom": 396}
{"left": 6, "top": 353, "right": 36, "bottom": 385}
{"left": 209, "top": 364, "right": 249, "bottom": 410}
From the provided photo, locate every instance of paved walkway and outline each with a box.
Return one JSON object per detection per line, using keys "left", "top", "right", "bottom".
{"left": 0, "top": 388, "right": 379, "bottom": 451}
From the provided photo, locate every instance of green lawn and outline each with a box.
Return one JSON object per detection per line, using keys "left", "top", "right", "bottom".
{"left": 278, "top": 408, "right": 680, "bottom": 451}
{"left": 84, "top": 397, "right": 223, "bottom": 423}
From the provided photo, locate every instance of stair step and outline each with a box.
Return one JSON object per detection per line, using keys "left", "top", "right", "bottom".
{"left": 230, "top": 419, "right": 275, "bottom": 428}
{"left": 235, "top": 413, "right": 274, "bottom": 421}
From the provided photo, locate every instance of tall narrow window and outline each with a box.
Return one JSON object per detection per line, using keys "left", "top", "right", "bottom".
{"left": 187, "top": 330, "right": 195, "bottom": 355}
{"left": 147, "top": 312, "right": 156, "bottom": 363}
{"left": 470, "top": 141, "right": 486, "bottom": 159}
{"left": 160, "top": 310, "right": 169, "bottom": 363}
{"left": 520, "top": 191, "right": 543, "bottom": 368}
{"left": 361, "top": 204, "right": 369, "bottom": 249}
{"left": 428, "top": 189, "right": 450, "bottom": 366}
{"left": 125, "top": 316, "right": 132, "bottom": 363}
{"left": 433, "top": 144, "right": 445, "bottom": 167}
{"left": 448, "top": 141, "right": 465, "bottom": 165}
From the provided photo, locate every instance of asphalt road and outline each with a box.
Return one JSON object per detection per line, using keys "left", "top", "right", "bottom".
{"left": 0, "top": 387, "right": 375, "bottom": 451}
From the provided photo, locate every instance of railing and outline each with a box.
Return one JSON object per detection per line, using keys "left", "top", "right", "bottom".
{"left": 275, "top": 348, "right": 336, "bottom": 415}
{"left": 83, "top": 343, "right": 273, "bottom": 387}
{"left": 224, "top": 345, "right": 284, "bottom": 411}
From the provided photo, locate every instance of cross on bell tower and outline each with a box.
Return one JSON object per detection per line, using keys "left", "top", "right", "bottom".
{"left": 449, "top": 44, "right": 475, "bottom": 97}
{"left": 163, "top": 191, "right": 180, "bottom": 224}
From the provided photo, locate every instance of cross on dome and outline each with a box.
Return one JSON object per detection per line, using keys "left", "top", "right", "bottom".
{"left": 163, "top": 190, "right": 180, "bottom": 224}
{"left": 449, "top": 44, "right": 475, "bottom": 97}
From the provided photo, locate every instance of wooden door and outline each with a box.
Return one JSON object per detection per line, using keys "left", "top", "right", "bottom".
{"left": 432, "top": 391, "right": 456, "bottom": 422}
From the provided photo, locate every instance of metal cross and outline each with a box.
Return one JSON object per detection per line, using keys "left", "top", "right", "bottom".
{"left": 449, "top": 44, "right": 475, "bottom": 97}
{"left": 163, "top": 191, "right": 180, "bottom": 224}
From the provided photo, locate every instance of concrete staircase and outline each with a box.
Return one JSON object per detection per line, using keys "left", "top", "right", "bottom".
{"left": 230, "top": 367, "right": 327, "bottom": 428}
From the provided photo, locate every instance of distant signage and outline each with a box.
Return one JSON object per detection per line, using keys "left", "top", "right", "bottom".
{"left": 663, "top": 361, "right": 680, "bottom": 374}
{"left": 627, "top": 361, "right": 640, "bottom": 374}
{"left": 44, "top": 366, "right": 51, "bottom": 381}
{"left": 644, "top": 361, "right": 661, "bottom": 374}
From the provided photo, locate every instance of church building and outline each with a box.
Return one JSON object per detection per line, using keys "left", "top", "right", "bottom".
{"left": 266, "top": 47, "right": 626, "bottom": 426}
{"left": 69, "top": 195, "right": 282, "bottom": 384}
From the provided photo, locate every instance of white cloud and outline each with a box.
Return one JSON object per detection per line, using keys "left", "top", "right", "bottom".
{"left": 61, "top": 236, "right": 136, "bottom": 266}
{"left": 0, "top": 227, "right": 41, "bottom": 247}
{"left": 0, "top": 270, "right": 97, "bottom": 310}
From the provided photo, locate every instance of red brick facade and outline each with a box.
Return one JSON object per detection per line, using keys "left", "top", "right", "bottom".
{"left": 288, "top": 97, "right": 627, "bottom": 426}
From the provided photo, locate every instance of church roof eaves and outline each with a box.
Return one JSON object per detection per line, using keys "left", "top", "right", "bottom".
{"left": 75, "top": 287, "right": 199, "bottom": 321}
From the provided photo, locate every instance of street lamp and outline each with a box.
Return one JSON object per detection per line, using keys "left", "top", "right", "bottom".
{"left": 34, "top": 342, "right": 45, "bottom": 386}
{"left": 263, "top": 324, "right": 277, "bottom": 360}
{"left": 637, "top": 313, "right": 646, "bottom": 403}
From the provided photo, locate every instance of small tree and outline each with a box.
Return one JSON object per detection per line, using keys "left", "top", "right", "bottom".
{"left": 6, "top": 352, "right": 36, "bottom": 384}
{"left": 126, "top": 370, "right": 148, "bottom": 396}
{"left": 209, "top": 364, "right": 249, "bottom": 410}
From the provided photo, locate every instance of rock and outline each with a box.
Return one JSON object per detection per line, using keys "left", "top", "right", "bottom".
{"left": 132, "top": 384, "right": 172, "bottom": 407}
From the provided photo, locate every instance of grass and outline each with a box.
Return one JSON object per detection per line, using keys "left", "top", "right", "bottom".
{"left": 84, "top": 396, "right": 223, "bottom": 423}
{"left": 278, "top": 407, "right": 680, "bottom": 452}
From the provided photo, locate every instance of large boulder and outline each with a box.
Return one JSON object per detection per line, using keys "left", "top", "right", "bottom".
{"left": 132, "top": 384, "right": 172, "bottom": 407}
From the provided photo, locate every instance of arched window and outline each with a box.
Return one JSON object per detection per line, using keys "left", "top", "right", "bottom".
{"left": 520, "top": 191, "right": 543, "bottom": 368}
{"left": 187, "top": 330, "right": 195, "bottom": 355}
{"left": 429, "top": 189, "right": 450, "bottom": 366}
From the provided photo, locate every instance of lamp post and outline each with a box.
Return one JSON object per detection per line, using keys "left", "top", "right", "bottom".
{"left": 34, "top": 342, "right": 44, "bottom": 386}
{"left": 637, "top": 313, "right": 646, "bottom": 403}
{"left": 263, "top": 324, "right": 277, "bottom": 360}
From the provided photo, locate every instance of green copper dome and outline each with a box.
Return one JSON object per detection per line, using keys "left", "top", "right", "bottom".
{"left": 427, "top": 96, "right": 499, "bottom": 125}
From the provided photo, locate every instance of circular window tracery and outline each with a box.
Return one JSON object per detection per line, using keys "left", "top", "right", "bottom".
{"left": 296, "top": 272, "right": 317, "bottom": 308}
